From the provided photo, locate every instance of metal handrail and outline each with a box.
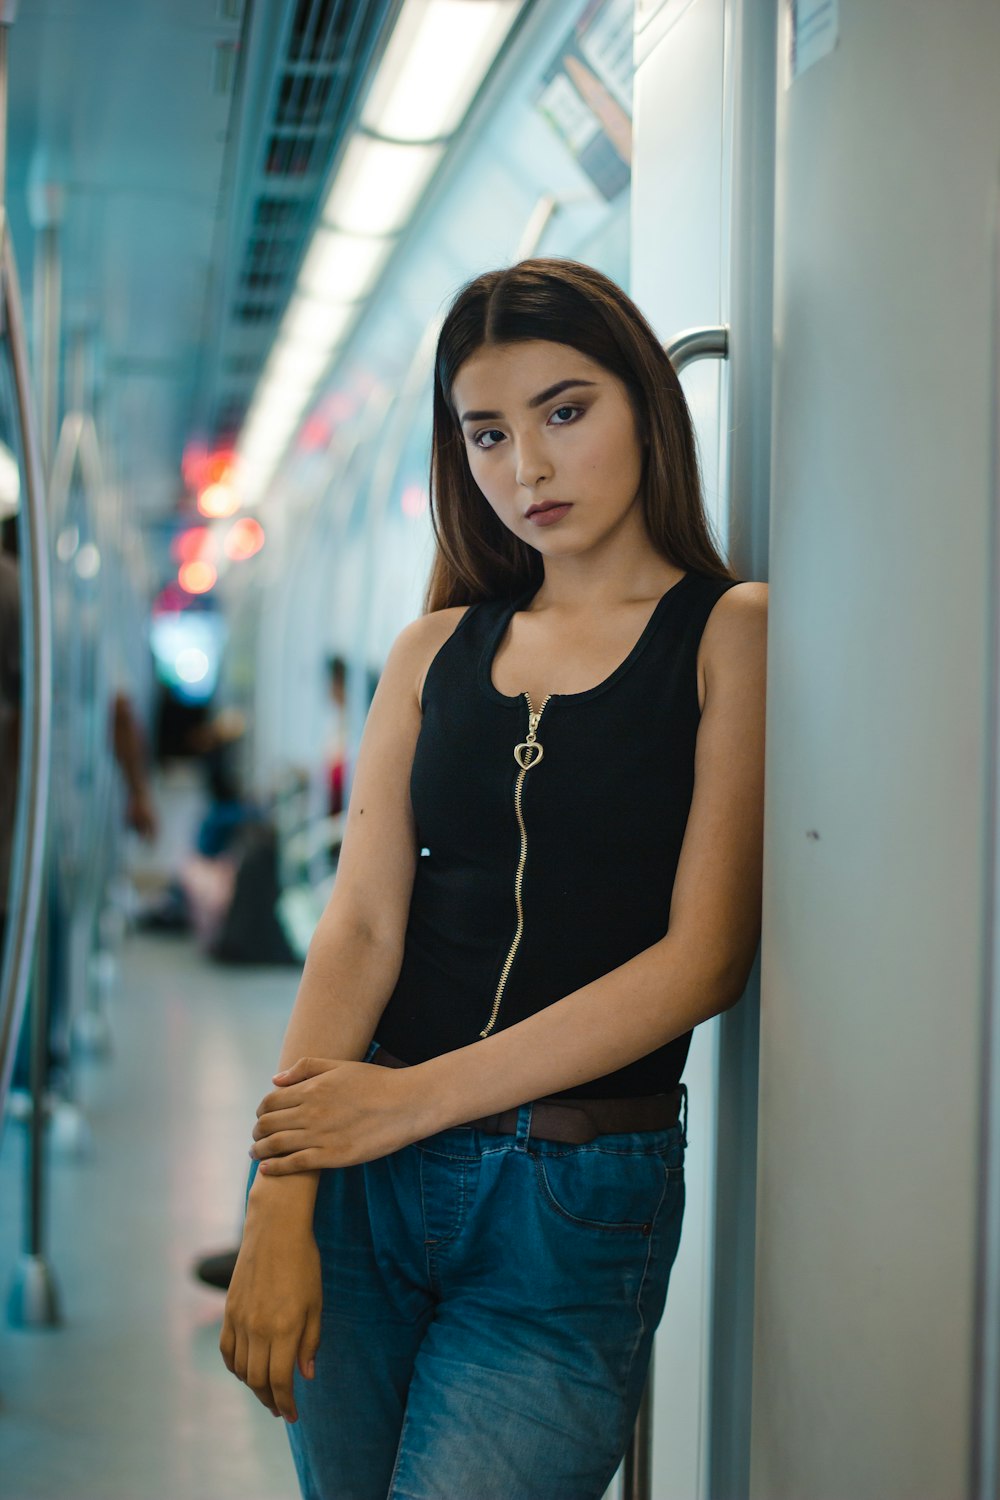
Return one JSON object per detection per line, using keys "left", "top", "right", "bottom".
{"left": 666, "top": 323, "right": 730, "bottom": 372}
{"left": 0, "top": 216, "right": 53, "bottom": 1119}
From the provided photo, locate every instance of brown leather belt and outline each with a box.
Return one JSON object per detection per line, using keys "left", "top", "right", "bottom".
{"left": 371, "top": 1046, "right": 683, "bottom": 1145}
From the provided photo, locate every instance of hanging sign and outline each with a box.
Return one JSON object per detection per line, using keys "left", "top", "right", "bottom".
{"left": 787, "top": 0, "right": 840, "bottom": 86}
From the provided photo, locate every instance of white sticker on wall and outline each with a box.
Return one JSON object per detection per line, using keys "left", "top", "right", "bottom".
{"left": 786, "top": 0, "right": 839, "bottom": 86}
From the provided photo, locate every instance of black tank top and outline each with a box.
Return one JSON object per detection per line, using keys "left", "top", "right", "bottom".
{"left": 374, "top": 568, "right": 742, "bottom": 1099}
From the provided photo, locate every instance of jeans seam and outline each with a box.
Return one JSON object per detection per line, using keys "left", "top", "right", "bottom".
{"left": 537, "top": 1144, "right": 682, "bottom": 1161}
{"left": 615, "top": 1169, "right": 671, "bottom": 1456}
{"left": 530, "top": 1154, "right": 671, "bottom": 1236}
{"left": 416, "top": 1145, "right": 481, "bottom": 1163}
{"left": 418, "top": 1151, "right": 439, "bottom": 1294}
{"left": 387, "top": 1401, "right": 415, "bottom": 1500}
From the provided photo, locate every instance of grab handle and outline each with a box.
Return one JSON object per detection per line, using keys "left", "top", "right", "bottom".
{"left": 666, "top": 323, "right": 730, "bottom": 372}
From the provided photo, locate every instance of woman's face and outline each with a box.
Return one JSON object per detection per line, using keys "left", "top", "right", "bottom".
{"left": 450, "top": 339, "right": 646, "bottom": 556}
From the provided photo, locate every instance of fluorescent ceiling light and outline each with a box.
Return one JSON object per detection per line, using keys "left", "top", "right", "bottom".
{"left": 362, "top": 0, "right": 519, "bottom": 142}
{"left": 247, "top": 396, "right": 307, "bottom": 443}
{"left": 298, "top": 228, "right": 393, "bottom": 303}
{"left": 240, "top": 435, "right": 283, "bottom": 467}
{"left": 323, "top": 135, "right": 443, "bottom": 236}
{"left": 235, "top": 0, "right": 522, "bottom": 507}
{"left": 264, "top": 339, "right": 332, "bottom": 391}
{"left": 281, "top": 295, "right": 354, "bottom": 350}
{"left": 238, "top": 426, "right": 293, "bottom": 475}
{"left": 244, "top": 395, "right": 302, "bottom": 434}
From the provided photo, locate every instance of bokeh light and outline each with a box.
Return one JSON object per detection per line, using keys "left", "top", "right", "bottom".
{"left": 198, "top": 482, "right": 240, "bottom": 519}
{"left": 172, "top": 526, "right": 213, "bottom": 563}
{"left": 178, "top": 559, "right": 217, "bottom": 594}
{"left": 223, "top": 517, "right": 265, "bottom": 561}
{"left": 75, "top": 543, "right": 101, "bottom": 579}
{"left": 401, "top": 483, "right": 429, "bottom": 518}
{"left": 175, "top": 647, "right": 210, "bottom": 684}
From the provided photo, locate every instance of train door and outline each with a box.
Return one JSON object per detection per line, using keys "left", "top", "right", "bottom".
{"left": 631, "top": 1, "right": 775, "bottom": 1494}
{"left": 751, "top": 2, "right": 1000, "bottom": 1495}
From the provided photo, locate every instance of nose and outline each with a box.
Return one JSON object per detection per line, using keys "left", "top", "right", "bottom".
{"left": 514, "top": 432, "right": 553, "bottom": 490}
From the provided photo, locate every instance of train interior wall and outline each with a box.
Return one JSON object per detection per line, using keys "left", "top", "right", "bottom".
{"left": 1, "top": 1, "right": 999, "bottom": 1497}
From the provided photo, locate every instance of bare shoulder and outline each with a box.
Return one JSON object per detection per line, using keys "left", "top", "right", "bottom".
{"left": 401, "top": 604, "right": 475, "bottom": 708}
{"left": 703, "top": 582, "right": 768, "bottom": 657}
{"left": 697, "top": 582, "right": 768, "bottom": 710}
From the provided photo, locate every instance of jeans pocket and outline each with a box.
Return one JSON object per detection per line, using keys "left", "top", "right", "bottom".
{"left": 532, "top": 1138, "right": 681, "bottom": 1235}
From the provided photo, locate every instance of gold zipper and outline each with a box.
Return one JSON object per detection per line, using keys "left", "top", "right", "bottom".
{"left": 479, "top": 691, "right": 551, "bottom": 1038}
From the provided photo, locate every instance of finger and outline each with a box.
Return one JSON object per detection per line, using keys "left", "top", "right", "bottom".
{"left": 298, "top": 1308, "right": 322, "bottom": 1382}
{"left": 246, "top": 1340, "right": 280, "bottom": 1418}
{"left": 219, "top": 1312, "right": 237, "bottom": 1375}
{"left": 270, "top": 1341, "right": 301, "bottom": 1423}
{"left": 252, "top": 1129, "right": 307, "bottom": 1160}
{"left": 273, "top": 1056, "right": 337, "bottom": 1085}
{"left": 258, "top": 1148, "right": 320, "bottom": 1177}
{"left": 252, "top": 1108, "right": 303, "bottom": 1141}
{"left": 256, "top": 1087, "right": 301, "bottom": 1119}
{"left": 234, "top": 1327, "right": 249, "bottom": 1385}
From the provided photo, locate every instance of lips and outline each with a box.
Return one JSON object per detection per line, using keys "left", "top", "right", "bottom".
{"left": 526, "top": 501, "right": 570, "bottom": 517}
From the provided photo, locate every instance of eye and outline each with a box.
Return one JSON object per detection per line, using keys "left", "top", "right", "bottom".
{"left": 472, "top": 428, "right": 505, "bottom": 450}
{"left": 549, "top": 404, "right": 582, "bottom": 426}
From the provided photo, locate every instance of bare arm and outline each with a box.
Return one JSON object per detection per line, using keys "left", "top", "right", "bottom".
{"left": 221, "top": 608, "right": 468, "bottom": 1422}
{"left": 245, "top": 608, "right": 464, "bottom": 1221}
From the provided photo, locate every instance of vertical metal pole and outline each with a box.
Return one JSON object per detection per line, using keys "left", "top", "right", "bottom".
{"left": 0, "top": 9, "right": 60, "bottom": 1327}
{"left": 0, "top": 15, "right": 51, "bottom": 1125}
{"left": 25, "top": 853, "right": 50, "bottom": 1255}
{"left": 971, "top": 172, "right": 1000, "bottom": 1500}
{"left": 622, "top": 1367, "right": 654, "bottom": 1500}
{"left": 33, "top": 223, "right": 59, "bottom": 473}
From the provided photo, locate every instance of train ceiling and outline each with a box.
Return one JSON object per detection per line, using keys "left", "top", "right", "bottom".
{"left": 3, "top": 0, "right": 401, "bottom": 524}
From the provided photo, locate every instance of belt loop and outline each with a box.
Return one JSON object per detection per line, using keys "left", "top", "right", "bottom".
{"left": 514, "top": 1101, "right": 533, "bottom": 1151}
{"left": 679, "top": 1083, "right": 688, "bottom": 1148}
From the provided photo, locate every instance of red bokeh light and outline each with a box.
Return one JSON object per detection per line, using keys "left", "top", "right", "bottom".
{"left": 400, "top": 484, "right": 428, "bottom": 519}
{"left": 171, "top": 526, "right": 212, "bottom": 563}
{"left": 183, "top": 442, "right": 237, "bottom": 495}
{"left": 181, "top": 441, "right": 208, "bottom": 492}
{"left": 224, "top": 518, "right": 265, "bottom": 562}
{"left": 299, "top": 411, "right": 333, "bottom": 451}
{"left": 153, "top": 583, "right": 188, "bottom": 614}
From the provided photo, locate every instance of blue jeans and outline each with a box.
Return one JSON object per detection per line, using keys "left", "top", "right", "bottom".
{"left": 245, "top": 1041, "right": 687, "bottom": 1500}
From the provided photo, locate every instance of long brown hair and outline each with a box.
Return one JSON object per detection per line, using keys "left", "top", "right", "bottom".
{"left": 423, "top": 257, "right": 737, "bottom": 612}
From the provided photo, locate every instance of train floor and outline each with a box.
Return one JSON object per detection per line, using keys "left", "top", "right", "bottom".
{"left": 0, "top": 926, "right": 300, "bottom": 1499}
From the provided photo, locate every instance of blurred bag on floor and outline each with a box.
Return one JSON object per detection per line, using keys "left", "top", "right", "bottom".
{"left": 208, "top": 821, "right": 299, "bottom": 966}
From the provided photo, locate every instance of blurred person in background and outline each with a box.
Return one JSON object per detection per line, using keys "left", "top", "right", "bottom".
{"left": 112, "top": 688, "right": 159, "bottom": 843}
{"left": 325, "top": 655, "right": 347, "bottom": 820}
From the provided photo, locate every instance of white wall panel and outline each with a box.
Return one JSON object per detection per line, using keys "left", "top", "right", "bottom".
{"left": 752, "top": 2, "right": 1000, "bottom": 1495}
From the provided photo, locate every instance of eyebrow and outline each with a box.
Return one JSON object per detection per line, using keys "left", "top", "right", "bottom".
{"left": 459, "top": 378, "right": 598, "bottom": 426}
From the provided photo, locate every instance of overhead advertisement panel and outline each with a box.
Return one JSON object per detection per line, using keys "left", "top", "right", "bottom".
{"left": 534, "top": 0, "right": 634, "bottom": 202}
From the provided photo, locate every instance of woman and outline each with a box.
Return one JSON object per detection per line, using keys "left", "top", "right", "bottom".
{"left": 221, "top": 258, "right": 767, "bottom": 1500}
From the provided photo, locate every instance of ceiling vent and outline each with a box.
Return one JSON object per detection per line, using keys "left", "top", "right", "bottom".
{"left": 197, "top": 0, "right": 402, "bottom": 441}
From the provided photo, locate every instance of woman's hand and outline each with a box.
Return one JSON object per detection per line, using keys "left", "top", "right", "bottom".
{"left": 219, "top": 1204, "right": 321, "bottom": 1423}
{"left": 250, "top": 1058, "right": 434, "bottom": 1174}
